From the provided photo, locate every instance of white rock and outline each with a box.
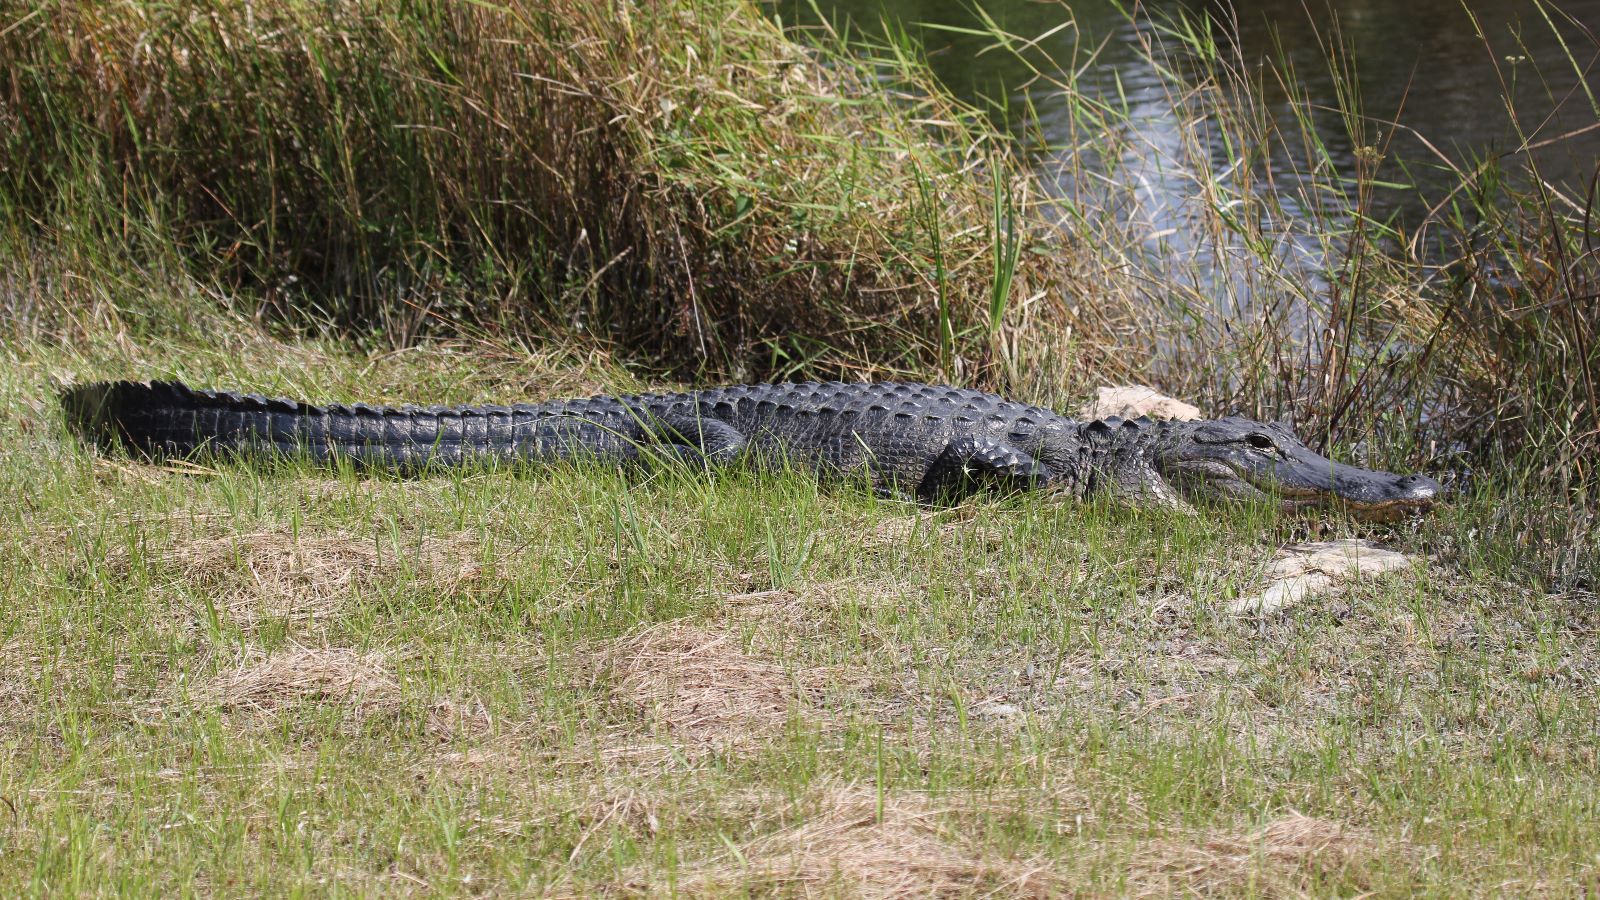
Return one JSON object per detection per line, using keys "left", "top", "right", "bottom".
{"left": 1232, "top": 573, "right": 1336, "bottom": 615}
{"left": 1231, "top": 539, "right": 1422, "bottom": 616}
{"left": 1079, "top": 385, "right": 1202, "bottom": 422}
{"left": 971, "top": 700, "right": 1023, "bottom": 720}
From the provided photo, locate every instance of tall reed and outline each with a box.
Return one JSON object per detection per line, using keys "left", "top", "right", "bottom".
{"left": 0, "top": 0, "right": 1127, "bottom": 384}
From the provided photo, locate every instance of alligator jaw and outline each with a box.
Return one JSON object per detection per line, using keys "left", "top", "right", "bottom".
{"left": 1267, "top": 465, "right": 1442, "bottom": 521}
{"left": 1325, "top": 483, "right": 1442, "bottom": 522}
{"left": 1282, "top": 492, "right": 1440, "bottom": 522}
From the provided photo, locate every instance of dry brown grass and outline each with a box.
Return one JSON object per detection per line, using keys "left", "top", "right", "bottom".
{"left": 865, "top": 511, "right": 1007, "bottom": 553}
{"left": 1131, "top": 811, "right": 1399, "bottom": 898}
{"left": 0, "top": 641, "right": 30, "bottom": 736}
{"left": 195, "top": 646, "right": 402, "bottom": 724}
{"left": 600, "top": 622, "right": 833, "bottom": 752}
{"left": 143, "top": 527, "right": 481, "bottom": 629}
{"left": 618, "top": 780, "right": 1063, "bottom": 897}
{"left": 724, "top": 574, "right": 911, "bottom": 626}
{"left": 425, "top": 696, "right": 496, "bottom": 744}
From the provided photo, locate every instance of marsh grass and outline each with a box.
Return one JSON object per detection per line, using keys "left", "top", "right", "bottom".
{"left": 0, "top": 0, "right": 1129, "bottom": 385}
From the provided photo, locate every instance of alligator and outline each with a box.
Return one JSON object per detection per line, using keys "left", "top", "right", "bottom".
{"left": 59, "top": 379, "right": 1442, "bottom": 518}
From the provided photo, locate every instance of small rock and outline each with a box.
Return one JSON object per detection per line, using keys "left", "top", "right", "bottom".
{"left": 1079, "top": 385, "right": 1202, "bottom": 422}
{"left": 1231, "top": 539, "right": 1422, "bottom": 616}
{"left": 1236, "top": 572, "right": 1336, "bottom": 615}
{"left": 1267, "top": 540, "right": 1417, "bottom": 581}
{"left": 971, "top": 700, "right": 1022, "bottom": 720}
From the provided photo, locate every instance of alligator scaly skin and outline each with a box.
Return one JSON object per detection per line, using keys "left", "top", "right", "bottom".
{"left": 61, "top": 380, "right": 1109, "bottom": 501}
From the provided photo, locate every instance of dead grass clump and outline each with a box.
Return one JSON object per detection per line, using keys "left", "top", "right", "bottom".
{"left": 196, "top": 646, "right": 402, "bottom": 723}
{"left": 1134, "top": 811, "right": 1395, "bottom": 897}
{"left": 426, "top": 696, "right": 494, "bottom": 743}
{"left": 725, "top": 575, "right": 908, "bottom": 626}
{"left": 865, "top": 510, "right": 1005, "bottom": 552}
{"left": 155, "top": 528, "right": 480, "bottom": 628}
{"left": 631, "top": 781, "right": 1062, "bottom": 897}
{"left": 0, "top": 642, "right": 31, "bottom": 735}
{"left": 601, "top": 623, "right": 827, "bottom": 751}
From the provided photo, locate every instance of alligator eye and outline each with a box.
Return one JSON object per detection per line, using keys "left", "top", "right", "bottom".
{"left": 1245, "top": 433, "right": 1275, "bottom": 451}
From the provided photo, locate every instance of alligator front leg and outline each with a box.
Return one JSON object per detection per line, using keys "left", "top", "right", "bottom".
{"left": 918, "top": 435, "right": 1049, "bottom": 502}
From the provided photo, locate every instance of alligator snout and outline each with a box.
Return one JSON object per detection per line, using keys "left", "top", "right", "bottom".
{"left": 1332, "top": 469, "right": 1443, "bottom": 520}
{"left": 1395, "top": 473, "right": 1442, "bottom": 500}
{"left": 1335, "top": 469, "right": 1440, "bottom": 503}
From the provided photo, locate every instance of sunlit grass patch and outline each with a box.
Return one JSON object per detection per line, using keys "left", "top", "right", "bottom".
{"left": 132, "top": 527, "right": 483, "bottom": 633}
{"left": 194, "top": 646, "right": 405, "bottom": 727}
{"left": 616, "top": 779, "right": 1068, "bottom": 896}
{"left": 2, "top": 374, "right": 1597, "bottom": 892}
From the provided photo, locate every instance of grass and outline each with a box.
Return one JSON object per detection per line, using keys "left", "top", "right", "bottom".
{"left": 3, "top": 0, "right": 1600, "bottom": 893}
{"left": 4, "top": 334, "right": 1600, "bottom": 894}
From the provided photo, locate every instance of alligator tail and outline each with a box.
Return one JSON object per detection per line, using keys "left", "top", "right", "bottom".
{"left": 58, "top": 380, "right": 506, "bottom": 469}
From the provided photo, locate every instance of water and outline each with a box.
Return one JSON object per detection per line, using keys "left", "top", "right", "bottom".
{"left": 768, "top": 0, "right": 1599, "bottom": 349}
{"left": 773, "top": 0, "right": 1600, "bottom": 217}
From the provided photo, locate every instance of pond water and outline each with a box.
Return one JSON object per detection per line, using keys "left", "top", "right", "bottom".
{"left": 773, "top": 0, "right": 1600, "bottom": 219}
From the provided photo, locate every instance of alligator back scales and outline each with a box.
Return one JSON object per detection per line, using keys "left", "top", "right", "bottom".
{"left": 60, "top": 380, "right": 1100, "bottom": 500}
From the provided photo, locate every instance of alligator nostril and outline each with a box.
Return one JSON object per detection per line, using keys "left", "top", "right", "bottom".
{"left": 1398, "top": 474, "right": 1442, "bottom": 497}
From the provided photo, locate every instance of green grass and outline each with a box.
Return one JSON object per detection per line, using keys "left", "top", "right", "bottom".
{"left": 4, "top": 328, "right": 1600, "bottom": 895}
{"left": 3, "top": 0, "right": 1599, "bottom": 893}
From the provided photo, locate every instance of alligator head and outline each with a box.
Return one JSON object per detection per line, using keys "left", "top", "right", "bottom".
{"left": 1151, "top": 417, "right": 1442, "bottom": 520}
